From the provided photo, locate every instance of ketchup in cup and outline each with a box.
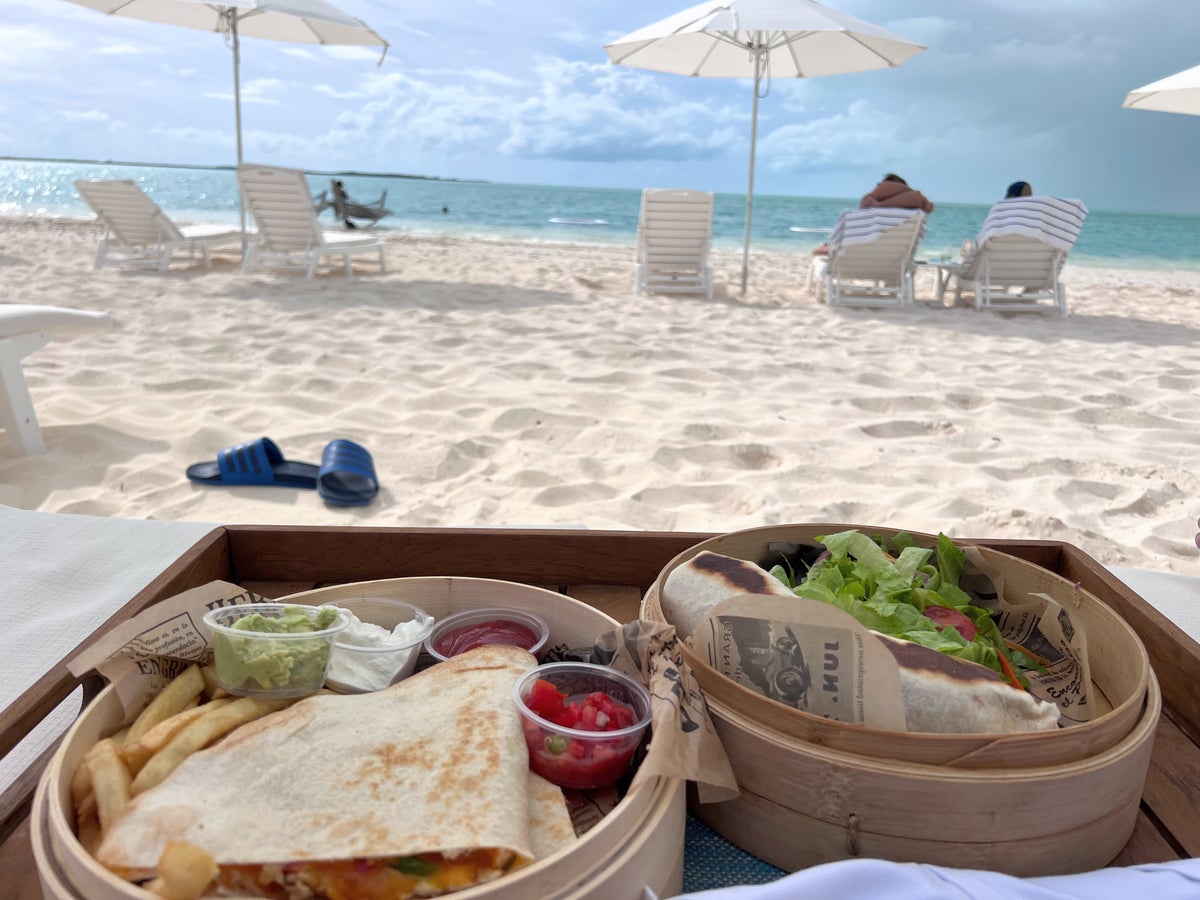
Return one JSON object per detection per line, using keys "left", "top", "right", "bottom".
{"left": 514, "top": 663, "right": 652, "bottom": 790}
{"left": 434, "top": 619, "right": 538, "bottom": 657}
{"left": 424, "top": 608, "right": 549, "bottom": 662}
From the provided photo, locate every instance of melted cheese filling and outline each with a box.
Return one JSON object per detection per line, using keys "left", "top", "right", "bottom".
{"left": 216, "top": 848, "right": 523, "bottom": 899}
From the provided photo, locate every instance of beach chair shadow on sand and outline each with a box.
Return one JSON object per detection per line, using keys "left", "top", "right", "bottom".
{"left": 74, "top": 179, "right": 243, "bottom": 271}
{"left": 0, "top": 305, "right": 114, "bottom": 456}
{"left": 940, "top": 197, "right": 1089, "bottom": 318}
{"left": 634, "top": 189, "right": 715, "bottom": 300}
{"left": 811, "top": 208, "right": 927, "bottom": 308}
{"left": 238, "top": 164, "right": 386, "bottom": 279}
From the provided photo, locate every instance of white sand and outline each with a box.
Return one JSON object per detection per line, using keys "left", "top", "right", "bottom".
{"left": 3, "top": 217, "right": 1200, "bottom": 575}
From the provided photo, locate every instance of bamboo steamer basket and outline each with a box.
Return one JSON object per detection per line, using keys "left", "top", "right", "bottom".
{"left": 640, "top": 523, "right": 1159, "bottom": 876}
{"left": 692, "top": 673, "right": 1157, "bottom": 875}
{"left": 642, "top": 523, "right": 1151, "bottom": 768}
{"left": 39, "top": 577, "right": 683, "bottom": 900}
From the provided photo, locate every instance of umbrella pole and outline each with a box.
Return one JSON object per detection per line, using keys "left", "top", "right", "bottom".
{"left": 740, "top": 49, "right": 764, "bottom": 294}
{"left": 228, "top": 12, "right": 247, "bottom": 251}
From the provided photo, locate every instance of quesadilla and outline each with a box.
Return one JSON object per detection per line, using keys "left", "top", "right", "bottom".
{"left": 97, "top": 644, "right": 575, "bottom": 898}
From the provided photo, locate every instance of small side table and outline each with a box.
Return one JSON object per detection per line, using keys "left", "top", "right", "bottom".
{"left": 914, "top": 259, "right": 959, "bottom": 305}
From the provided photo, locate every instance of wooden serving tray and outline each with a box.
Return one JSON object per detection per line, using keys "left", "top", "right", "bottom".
{"left": 2, "top": 526, "right": 1199, "bottom": 898}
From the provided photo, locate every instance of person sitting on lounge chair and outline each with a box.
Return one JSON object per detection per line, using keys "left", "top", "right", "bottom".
{"left": 860, "top": 173, "right": 935, "bottom": 214}
{"left": 813, "top": 174, "right": 934, "bottom": 256}
{"left": 1005, "top": 180, "right": 1034, "bottom": 199}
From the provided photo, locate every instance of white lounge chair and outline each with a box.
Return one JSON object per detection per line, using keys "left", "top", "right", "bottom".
{"left": 634, "top": 189, "right": 714, "bottom": 300}
{"left": 939, "top": 197, "right": 1089, "bottom": 317}
{"left": 237, "top": 164, "right": 386, "bottom": 278}
{"left": 812, "top": 208, "right": 927, "bottom": 308}
{"left": 0, "top": 305, "right": 114, "bottom": 456}
{"left": 74, "top": 179, "right": 242, "bottom": 271}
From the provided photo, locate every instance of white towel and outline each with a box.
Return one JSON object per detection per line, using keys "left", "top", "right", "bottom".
{"left": 0, "top": 506, "right": 214, "bottom": 795}
{"left": 827, "top": 207, "right": 926, "bottom": 252}
{"left": 975, "top": 197, "right": 1089, "bottom": 254}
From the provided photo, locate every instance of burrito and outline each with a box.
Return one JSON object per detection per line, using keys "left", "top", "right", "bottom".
{"left": 876, "top": 633, "right": 1059, "bottom": 733}
{"left": 661, "top": 550, "right": 796, "bottom": 641}
{"left": 97, "top": 644, "right": 575, "bottom": 898}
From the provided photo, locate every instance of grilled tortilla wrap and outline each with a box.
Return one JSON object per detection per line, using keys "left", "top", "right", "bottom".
{"left": 97, "top": 644, "right": 574, "bottom": 898}
{"left": 876, "top": 634, "right": 1060, "bottom": 733}
{"left": 662, "top": 551, "right": 797, "bottom": 640}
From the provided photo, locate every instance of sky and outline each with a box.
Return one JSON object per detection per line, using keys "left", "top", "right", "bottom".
{"left": 2, "top": 0, "right": 1198, "bottom": 214}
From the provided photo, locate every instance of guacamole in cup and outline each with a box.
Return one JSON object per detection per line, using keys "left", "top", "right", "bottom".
{"left": 204, "top": 604, "right": 349, "bottom": 699}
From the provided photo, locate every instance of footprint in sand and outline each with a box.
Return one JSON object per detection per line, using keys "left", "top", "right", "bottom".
{"left": 653, "top": 443, "right": 780, "bottom": 471}
{"left": 860, "top": 420, "right": 956, "bottom": 438}
{"left": 533, "top": 483, "right": 617, "bottom": 507}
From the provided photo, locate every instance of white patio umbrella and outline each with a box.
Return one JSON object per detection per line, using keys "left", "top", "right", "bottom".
{"left": 1123, "top": 63, "right": 1200, "bottom": 117}
{"left": 64, "top": 0, "right": 388, "bottom": 239}
{"left": 605, "top": 0, "right": 925, "bottom": 292}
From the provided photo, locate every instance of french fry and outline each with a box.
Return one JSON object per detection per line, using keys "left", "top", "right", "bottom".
{"left": 198, "top": 664, "right": 221, "bottom": 700}
{"left": 145, "top": 841, "right": 219, "bottom": 900}
{"left": 131, "top": 697, "right": 291, "bottom": 794}
{"left": 122, "top": 698, "right": 234, "bottom": 775}
{"left": 126, "top": 666, "right": 206, "bottom": 744}
{"left": 85, "top": 738, "right": 132, "bottom": 833}
{"left": 76, "top": 789, "right": 97, "bottom": 826}
{"left": 70, "top": 756, "right": 93, "bottom": 809}
{"left": 77, "top": 807, "right": 102, "bottom": 856}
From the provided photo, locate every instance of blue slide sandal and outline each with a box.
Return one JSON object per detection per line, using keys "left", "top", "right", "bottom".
{"left": 317, "top": 439, "right": 379, "bottom": 506}
{"left": 185, "top": 437, "right": 319, "bottom": 488}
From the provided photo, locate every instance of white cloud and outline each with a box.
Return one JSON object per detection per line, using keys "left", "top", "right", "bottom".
{"left": 60, "top": 109, "right": 111, "bottom": 123}
{"left": 323, "top": 46, "right": 387, "bottom": 64}
{"left": 280, "top": 48, "right": 319, "bottom": 62}
{"left": 882, "top": 16, "right": 967, "bottom": 49}
{"left": 314, "top": 85, "right": 366, "bottom": 100}
{"left": 0, "top": 26, "right": 71, "bottom": 65}
{"left": 554, "top": 25, "right": 591, "bottom": 47}
{"left": 93, "top": 43, "right": 157, "bottom": 56}
{"left": 411, "top": 67, "right": 526, "bottom": 88}
{"left": 206, "top": 77, "right": 289, "bottom": 106}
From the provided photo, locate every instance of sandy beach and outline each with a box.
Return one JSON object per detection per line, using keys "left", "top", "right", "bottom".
{"left": 3, "top": 216, "right": 1200, "bottom": 575}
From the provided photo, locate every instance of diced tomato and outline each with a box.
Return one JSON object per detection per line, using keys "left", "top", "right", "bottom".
{"left": 526, "top": 678, "right": 566, "bottom": 718}
{"left": 924, "top": 605, "right": 977, "bottom": 641}
{"left": 612, "top": 703, "right": 635, "bottom": 728}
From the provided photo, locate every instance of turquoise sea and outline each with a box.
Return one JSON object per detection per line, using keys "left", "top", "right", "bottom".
{"left": 2, "top": 158, "right": 1198, "bottom": 270}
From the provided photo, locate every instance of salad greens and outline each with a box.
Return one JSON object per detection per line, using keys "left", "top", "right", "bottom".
{"left": 767, "top": 530, "right": 1039, "bottom": 688}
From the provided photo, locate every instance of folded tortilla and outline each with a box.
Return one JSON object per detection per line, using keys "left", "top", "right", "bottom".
{"left": 662, "top": 551, "right": 797, "bottom": 640}
{"left": 875, "top": 634, "right": 1061, "bottom": 734}
{"left": 97, "top": 644, "right": 575, "bottom": 897}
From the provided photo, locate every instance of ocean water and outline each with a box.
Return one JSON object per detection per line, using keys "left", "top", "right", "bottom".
{"left": 2, "top": 158, "right": 1198, "bottom": 271}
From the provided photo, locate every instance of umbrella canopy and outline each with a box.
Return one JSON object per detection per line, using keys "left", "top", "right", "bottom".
{"left": 606, "top": 0, "right": 925, "bottom": 293}
{"left": 65, "top": 0, "right": 388, "bottom": 164}
{"left": 1123, "top": 63, "right": 1200, "bottom": 117}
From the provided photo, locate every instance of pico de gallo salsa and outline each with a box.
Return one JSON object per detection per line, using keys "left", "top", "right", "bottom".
{"left": 520, "top": 678, "right": 644, "bottom": 789}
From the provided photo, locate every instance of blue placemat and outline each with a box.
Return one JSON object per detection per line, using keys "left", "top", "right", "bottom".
{"left": 683, "top": 815, "right": 786, "bottom": 892}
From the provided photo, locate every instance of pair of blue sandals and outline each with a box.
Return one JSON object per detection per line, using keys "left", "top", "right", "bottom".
{"left": 186, "top": 437, "right": 378, "bottom": 506}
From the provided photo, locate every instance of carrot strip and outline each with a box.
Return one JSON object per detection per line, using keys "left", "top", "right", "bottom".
{"left": 995, "top": 647, "right": 1024, "bottom": 690}
{"left": 1005, "top": 639, "right": 1052, "bottom": 668}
